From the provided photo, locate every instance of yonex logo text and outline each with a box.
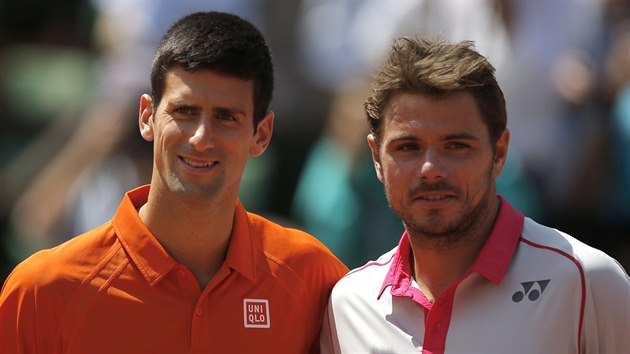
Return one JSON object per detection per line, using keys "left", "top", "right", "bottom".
{"left": 512, "top": 279, "right": 550, "bottom": 302}
{"left": 243, "top": 299, "right": 270, "bottom": 328}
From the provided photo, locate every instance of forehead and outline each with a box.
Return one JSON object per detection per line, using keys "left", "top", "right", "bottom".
{"left": 381, "top": 91, "right": 488, "bottom": 140}
{"left": 161, "top": 67, "right": 255, "bottom": 110}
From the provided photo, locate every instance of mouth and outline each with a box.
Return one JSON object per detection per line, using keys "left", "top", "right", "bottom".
{"left": 180, "top": 156, "right": 218, "bottom": 169}
{"left": 411, "top": 191, "right": 457, "bottom": 208}
{"left": 417, "top": 194, "right": 452, "bottom": 201}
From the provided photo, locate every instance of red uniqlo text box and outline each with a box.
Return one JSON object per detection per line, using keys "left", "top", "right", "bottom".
{"left": 243, "top": 299, "right": 270, "bottom": 328}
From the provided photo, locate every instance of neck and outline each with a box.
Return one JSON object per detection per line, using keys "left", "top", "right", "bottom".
{"left": 139, "top": 186, "right": 236, "bottom": 287}
{"left": 409, "top": 196, "right": 500, "bottom": 302}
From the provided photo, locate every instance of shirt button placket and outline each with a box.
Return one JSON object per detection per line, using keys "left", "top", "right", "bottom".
{"left": 191, "top": 304, "right": 206, "bottom": 354}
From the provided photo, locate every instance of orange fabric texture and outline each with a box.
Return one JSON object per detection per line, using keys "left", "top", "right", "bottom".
{"left": 0, "top": 185, "right": 348, "bottom": 353}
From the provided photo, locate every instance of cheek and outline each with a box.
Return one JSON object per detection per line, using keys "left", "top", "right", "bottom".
{"left": 463, "top": 160, "right": 495, "bottom": 197}
{"left": 157, "top": 123, "right": 184, "bottom": 145}
{"left": 383, "top": 160, "right": 414, "bottom": 184}
{"left": 381, "top": 166, "right": 408, "bottom": 198}
{"left": 152, "top": 127, "right": 181, "bottom": 163}
{"left": 153, "top": 132, "right": 169, "bottom": 153}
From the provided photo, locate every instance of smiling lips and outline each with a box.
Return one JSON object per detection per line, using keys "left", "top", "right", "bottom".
{"left": 409, "top": 182, "right": 457, "bottom": 203}
{"left": 419, "top": 194, "right": 451, "bottom": 201}
{"left": 181, "top": 156, "right": 217, "bottom": 169}
{"left": 412, "top": 191, "right": 457, "bottom": 208}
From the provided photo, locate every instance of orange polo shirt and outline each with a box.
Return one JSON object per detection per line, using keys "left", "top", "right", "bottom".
{"left": 0, "top": 185, "right": 348, "bottom": 353}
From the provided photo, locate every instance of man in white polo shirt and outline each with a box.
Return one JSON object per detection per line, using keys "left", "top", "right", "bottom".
{"left": 320, "top": 37, "right": 630, "bottom": 354}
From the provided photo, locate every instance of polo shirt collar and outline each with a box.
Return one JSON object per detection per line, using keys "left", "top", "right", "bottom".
{"left": 224, "top": 200, "right": 258, "bottom": 282}
{"left": 114, "top": 186, "right": 259, "bottom": 286}
{"left": 378, "top": 196, "right": 524, "bottom": 298}
{"left": 113, "top": 185, "right": 177, "bottom": 287}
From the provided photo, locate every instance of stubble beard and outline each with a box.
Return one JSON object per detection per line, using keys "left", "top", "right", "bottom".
{"left": 161, "top": 165, "right": 225, "bottom": 203}
{"left": 386, "top": 171, "right": 496, "bottom": 251}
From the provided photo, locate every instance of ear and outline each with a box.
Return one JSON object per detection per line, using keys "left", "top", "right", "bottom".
{"left": 250, "top": 111, "right": 274, "bottom": 157}
{"left": 367, "top": 134, "right": 384, "bottom": 183}
{"left": 492, "top": 129, "right": 510, "bottom": 179}
{"left": 139, "top": 94, "right": 155, "bottom": 142}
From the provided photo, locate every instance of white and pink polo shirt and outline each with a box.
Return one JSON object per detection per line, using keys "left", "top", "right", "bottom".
{"left": 321, "top": 197, "right": 630, "bottom": 354}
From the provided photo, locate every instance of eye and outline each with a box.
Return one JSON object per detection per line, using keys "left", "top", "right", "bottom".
{"left": 216, "top": 112, "right": 237, "bottom": 122}
{"left": 173, "top": 105, "right": 199, "bottom": 117}
{"left": 396, "top": 143, "right": 419, "bottom": 152}
{"left": 386, "top": 140, "right": 420, "bottom": 154}
{"left": 445, "top": 142, "right": 470, "bottom": 150}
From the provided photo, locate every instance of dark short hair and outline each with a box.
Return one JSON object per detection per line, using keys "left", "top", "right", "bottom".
{"left": 150, "top": 11, "right": 274, "bottom": 128}
{"left": 365, "top": 37, "right": 506, "bottom": 147}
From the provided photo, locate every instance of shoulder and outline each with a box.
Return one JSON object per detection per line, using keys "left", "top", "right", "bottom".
{"left": 345, "top": 247, "right": 397, "bottom": 280}
{"left": 246, "top": 212, "right": 348, "bottom": 281}
{"left": 245, "top": 213, "right": 349, "bottom": 311}
{"left": 330, "top": 247, "right": 397, "bottom": 301}
{"left": 248, "top": 212, "right": 346, "bottom": 265}
{"left": 2, "top": 222, "right": 119, "bottom": 297}
{"left": 519, "top": 218, "right": 629, "bottom": 287}
{"left": 519, "top": 219, "right": 630, "bottom": 350}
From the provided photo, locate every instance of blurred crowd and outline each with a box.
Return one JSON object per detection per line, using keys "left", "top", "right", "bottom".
{"left": 1, "top": 0, "right": 629, "bottom": 282}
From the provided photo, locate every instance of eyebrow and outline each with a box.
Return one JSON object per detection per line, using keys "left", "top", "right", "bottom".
{"left": 387, "top": 132, "right": 480, "bottom": 144}
{"left": 441, "top": 132, "right": 479, "bottom": 141}
{"left": 385, "top": 132, "right": 481, "bottom": 149}
{"left": 388, "top": 135, "right": 418, "bottom": 144}
{"left": 166, "top": 98, "right": 248, "bottom": 117}
{"left": 213, "top": 106, "right": 247, "bottom": 117}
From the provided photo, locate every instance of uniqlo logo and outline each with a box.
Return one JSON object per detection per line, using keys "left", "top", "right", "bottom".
{"left": 243, "top": 299, "right": 270, "bottom": 328}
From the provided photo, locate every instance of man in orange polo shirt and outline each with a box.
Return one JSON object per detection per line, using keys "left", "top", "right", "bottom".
{"left": 0, "top": 11, "right": 348, "bottom": 353}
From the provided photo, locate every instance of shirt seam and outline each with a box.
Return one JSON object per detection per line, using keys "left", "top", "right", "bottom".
{"left": 58, "top": 245, "right": 130, "bottom": 351}
{"left": 263, "top": 251, "right": 316, "bottom": 309}
{"left": 520, "top": 237, "right": 586, "bottom": 354}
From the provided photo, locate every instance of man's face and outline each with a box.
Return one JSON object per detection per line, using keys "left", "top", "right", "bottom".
{"left": 139, "top": 66, "right": 273, "bottom": 204}
{"left": 368, "top": 91, "right": 508, "bottom": 243}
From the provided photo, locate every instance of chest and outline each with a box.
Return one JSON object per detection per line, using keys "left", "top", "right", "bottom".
{"left": 338, "top": 266, "right": 585, "bottom": 353}
{"left": 55, "top": 270, "right": 316, "bottom": 353}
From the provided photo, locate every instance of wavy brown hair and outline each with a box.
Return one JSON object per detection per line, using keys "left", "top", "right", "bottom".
{"left": 365, "top": 37, "right": 506, "bottom": 147}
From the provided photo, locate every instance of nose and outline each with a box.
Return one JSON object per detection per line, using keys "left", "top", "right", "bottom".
{"left": 189, "top": 119, "right": 215, "bottom": 151}
{"left": 418, "top": 149, "right": 446, "bottom": 182}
